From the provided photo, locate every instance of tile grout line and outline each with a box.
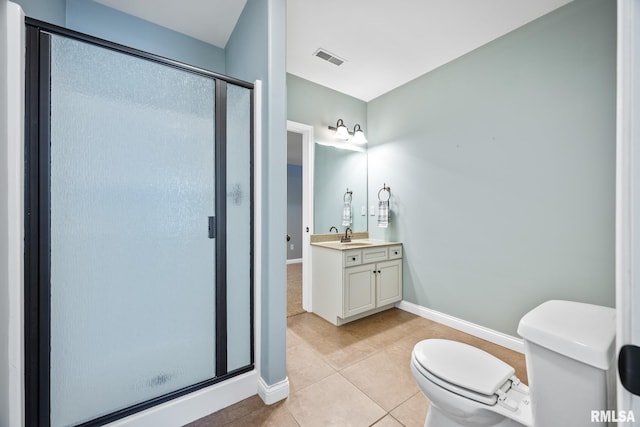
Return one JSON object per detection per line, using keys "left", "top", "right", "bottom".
{"left": 336, "top": 370, "right": 390, "bottom": 426}
{"left": 196, "top": 309, "right": 525, "bottom": 426}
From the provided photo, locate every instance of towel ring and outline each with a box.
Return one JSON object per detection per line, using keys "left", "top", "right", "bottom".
{"left": 378, "top": 184, "right": 391, "bottom": 202}
{"left": 344, "top": 189, "right": 353, "bottom": 203}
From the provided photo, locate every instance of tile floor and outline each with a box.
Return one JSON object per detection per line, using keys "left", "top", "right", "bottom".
{"left": 187, "top": 309, "right": 527, "bottom": 427}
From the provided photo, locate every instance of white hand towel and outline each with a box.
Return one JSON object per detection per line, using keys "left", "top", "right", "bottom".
{"left": 342, "top": 202, "right": 352, "bottom": 226}
{"left": 377, "top": 200, "right": 389, "bottom": 228}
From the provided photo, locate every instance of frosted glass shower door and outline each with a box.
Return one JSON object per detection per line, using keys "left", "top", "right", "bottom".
{"left": 226, "top": 84, "right": 252, "bottom": 372}
{"left": 48, "top": 35, "right": 216, "bottom": 426}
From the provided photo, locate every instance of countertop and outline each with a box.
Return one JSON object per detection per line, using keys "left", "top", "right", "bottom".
{"left": 310, "top": 239, "right": 402, "bottom": 251}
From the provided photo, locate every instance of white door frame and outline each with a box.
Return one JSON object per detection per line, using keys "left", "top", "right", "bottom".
{"left": 4, "top": 3, "right": 26, "bottom": 426}
{"left": 616, "top": 0, "right": 640, "bottom": 416}
{"left": 287, "top": 120, "right": 314, "bottom": 312}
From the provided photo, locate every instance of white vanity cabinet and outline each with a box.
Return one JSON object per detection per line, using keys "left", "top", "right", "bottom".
{"left": 311, "top": 242, "right": 403, "bottom": 326}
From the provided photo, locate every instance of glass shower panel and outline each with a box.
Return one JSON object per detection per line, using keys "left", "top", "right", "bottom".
{"left": 225, "top": 84, "right": 252, "bottom": 371}
{"left": 49, "top": 35, "right": 216, "bottom": 426}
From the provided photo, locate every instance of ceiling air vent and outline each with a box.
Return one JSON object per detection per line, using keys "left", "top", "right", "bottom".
{"left": 313, "top": 48, "right": 345, "bottom": 66}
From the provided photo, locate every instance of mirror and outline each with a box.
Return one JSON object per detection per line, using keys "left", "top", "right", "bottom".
{"left": 314, "top": 142, "right": 367, "bottom": 233}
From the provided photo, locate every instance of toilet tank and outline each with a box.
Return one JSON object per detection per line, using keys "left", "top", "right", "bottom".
{"left": 517, "top": 300, "right": 616, "bottom": 427}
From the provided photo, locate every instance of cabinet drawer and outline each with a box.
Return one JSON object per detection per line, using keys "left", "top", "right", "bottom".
{"left": 388, "top": 245, "right": 403, "bottom": 260}
{"left": 344, "top": 250, "right": 362, "bottom": 267}
{"left": 362, "top": 247, "right": 388, "bottom": 264}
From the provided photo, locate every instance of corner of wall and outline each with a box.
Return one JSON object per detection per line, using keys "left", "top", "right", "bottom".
{"left": 225, "top": 0, "right": 288, "bottom": 390}
{"left": 10, "top": 0, "right": 65, "bottom": 26}
{"left": 257, "top": 376, "right": 289, "bottom": 405}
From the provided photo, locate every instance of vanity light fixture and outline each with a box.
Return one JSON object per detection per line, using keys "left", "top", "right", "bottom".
{"left": 332, "top": 119, "right": 350, "bottom": 140}
{"left": 328, "top": 119, "right": 367, "bottom": 143}
{"left": 351, "top": 124, "right": 368, "bottom": 144}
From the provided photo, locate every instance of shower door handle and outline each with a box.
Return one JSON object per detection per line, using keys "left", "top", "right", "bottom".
{"left": 208, "top": 216, "right": 216, "bottom": 239}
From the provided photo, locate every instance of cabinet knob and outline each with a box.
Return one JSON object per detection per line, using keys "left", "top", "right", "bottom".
{"left": 378, "top": 270, "right": 381, "bottom": 274}
{"left": 352, "top": 257, "right": 356, "bottom": 261}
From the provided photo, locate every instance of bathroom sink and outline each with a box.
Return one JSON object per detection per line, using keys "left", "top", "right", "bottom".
{"left": 341, "top": 242, "right": 373, "bottom": 247}
{"left": 311, "top": 239, "right": 396, "bottom": 250}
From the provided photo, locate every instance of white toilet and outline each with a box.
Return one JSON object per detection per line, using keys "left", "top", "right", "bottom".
{"left": 411, "top": 300, "right": 616, "bottom": 427}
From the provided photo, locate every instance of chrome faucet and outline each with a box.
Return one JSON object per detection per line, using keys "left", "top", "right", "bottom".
{"left": 341, "top": 227, "right": 352, "bottom": 243}
{"left": 329, "top": 226, "right": 339, "bottom": 234}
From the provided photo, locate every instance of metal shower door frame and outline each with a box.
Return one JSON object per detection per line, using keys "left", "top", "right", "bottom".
{"left": 23, "top": 18, "right": 255, "bottom": 427}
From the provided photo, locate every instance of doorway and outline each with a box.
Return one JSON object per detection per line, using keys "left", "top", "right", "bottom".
{"left": 286, "top": 121, "right": 314, "bottom": 315}
{"left": 287, "top": 131, "right": 304, "bottom": 317}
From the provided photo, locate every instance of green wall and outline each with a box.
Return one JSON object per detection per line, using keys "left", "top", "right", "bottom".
{"left": 226, "top": 0, "right": 288, "bottom": 386}
{"left": 287, "top": 74, "right": 369, "bottom": 233}
{"left": 287, "top": 74, "right": 367, "bottom": 144}
{"left": 367, "top": 0, "right": 616, "bottom": 336}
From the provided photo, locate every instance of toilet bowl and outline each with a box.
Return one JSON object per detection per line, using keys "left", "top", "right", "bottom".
{"left": 411, "top": 339, "right": 532, "bottom": 427}
{"left": 411, "top": 300, "right": 616, "bottom": 427}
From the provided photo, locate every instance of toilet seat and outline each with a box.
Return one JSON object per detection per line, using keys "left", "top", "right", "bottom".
{"left": 412, "top": 353, "right": 500, "bottom": 405}
{"left": 411, "top": 339, "right": 533, "bottom": 427}
{"left": 412, "top": 339, "right": 522, "bottom": 407}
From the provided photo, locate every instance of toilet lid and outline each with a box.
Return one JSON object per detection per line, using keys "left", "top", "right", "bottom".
{"left": 412, "top": 339, "right": 515, "bottom": 397}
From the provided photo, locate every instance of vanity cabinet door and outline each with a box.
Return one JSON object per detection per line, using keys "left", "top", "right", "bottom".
{"left": 343, "top": 264, "right": 376, "bottom": 318}
{"left": 376, "top": 259, "right": 403, "bottom": 306}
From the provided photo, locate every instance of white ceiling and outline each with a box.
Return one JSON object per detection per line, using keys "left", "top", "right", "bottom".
{"left": 287, "top": 0, "right": 573, "bottom": 101}
{"left": 96, "top": 0, "right": 573, "bottom": 102}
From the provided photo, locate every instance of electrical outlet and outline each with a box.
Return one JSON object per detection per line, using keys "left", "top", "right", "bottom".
{"left": 370, "top": 205, "right": 375, "bottom": 216}
{"left": 361, "top": 206, "right": 367, "bottom": 216}
{"left": 290, "top": 244, "right": 294, "bottom": 251}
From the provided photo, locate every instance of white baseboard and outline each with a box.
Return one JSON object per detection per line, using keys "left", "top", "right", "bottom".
{"left": 107, "top": 370, "right": 259, "bottom": 427}
{"left": 396, "top": 301, "right": 524, "bottom": 354}
{"left": 286, "top": 258, "right": 302, "bottom": 265}
{"left": 258, "top": 376, "right": 290, "bottom": 405}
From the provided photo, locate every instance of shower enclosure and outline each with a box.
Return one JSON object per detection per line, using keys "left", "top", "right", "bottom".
{"left": 24, "top": 20, "right": 254, "bottom": 426}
